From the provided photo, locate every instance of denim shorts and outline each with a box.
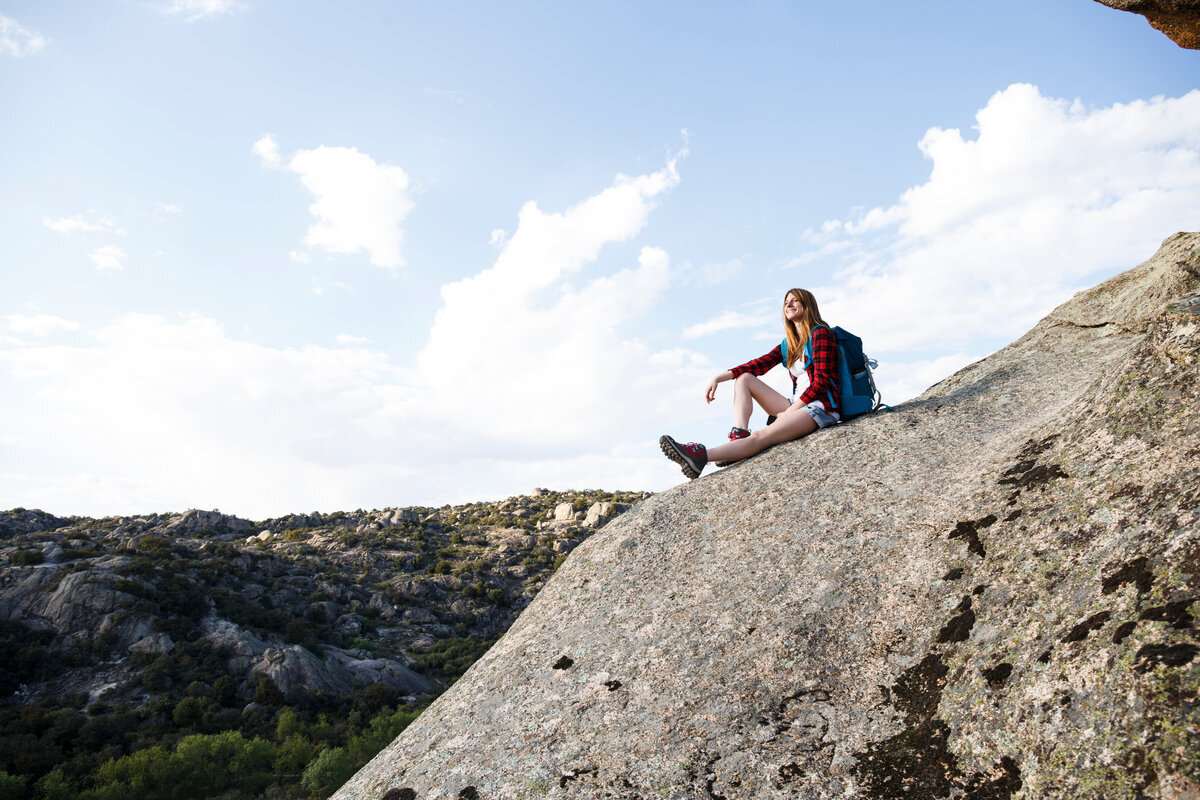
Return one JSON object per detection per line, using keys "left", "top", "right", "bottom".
{"left": 799, "top": 400, "right": 840, "bottom": 428}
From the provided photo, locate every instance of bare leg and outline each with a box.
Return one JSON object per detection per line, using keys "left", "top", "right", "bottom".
{"left": 707, "top": 401, "right": 818, "bottom": 463}
{"left": 732, "top": 373, "right": 791, "bottom": 430}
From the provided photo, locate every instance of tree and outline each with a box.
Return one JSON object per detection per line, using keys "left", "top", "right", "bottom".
{"left": 33, "top": 768, "right": 72, "bottom": 800}
{"left": 300, "top": 747, "right": 354, "bottom": 795}
{"left": 253, "top": 675, "right": 284, "bottom": 705}
{"left": 0, "top": 771, "right": 25, "bottom": 800}
{"left": 211, "top": 675, "right": 237, "bottom": 707}
{"left": 172, "top": 696, "right": 209, "bottom": 729}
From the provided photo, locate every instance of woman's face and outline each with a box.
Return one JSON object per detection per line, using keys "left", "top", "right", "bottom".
{"left": 784, "top": 293, "right": 804, "bottom": 322}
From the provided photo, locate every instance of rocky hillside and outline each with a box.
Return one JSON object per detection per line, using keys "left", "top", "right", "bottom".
{"left": 335, "top": 232, "right": 1200, "bottom": 800}
{"left": 0, "top": 488, "right": 646, "bottom": 798}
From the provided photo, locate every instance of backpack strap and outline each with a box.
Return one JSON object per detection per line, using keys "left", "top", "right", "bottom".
{"left": 803, "top": 324, "right": 837, "bottom": 410}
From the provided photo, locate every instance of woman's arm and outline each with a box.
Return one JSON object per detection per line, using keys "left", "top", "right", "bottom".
{"left": 708, "top": 344, "right": 784, "bottom": 403}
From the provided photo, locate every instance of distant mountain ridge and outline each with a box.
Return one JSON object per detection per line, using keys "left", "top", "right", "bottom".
{"left": 335, "top": 233, "right": 1200, "bottom": 799}
{"left": 0, "top": 488, "right": 647, "bottom": 798}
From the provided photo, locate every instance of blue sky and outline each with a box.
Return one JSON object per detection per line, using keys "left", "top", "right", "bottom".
{"left": 1, "top": 0, "right": 1198, "bottom": 518}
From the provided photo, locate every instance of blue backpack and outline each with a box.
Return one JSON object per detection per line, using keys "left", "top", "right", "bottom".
{"left": 781, "top": 324, "right": 883, "bottom": 420}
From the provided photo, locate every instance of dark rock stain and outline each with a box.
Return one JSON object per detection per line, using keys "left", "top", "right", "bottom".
{"left": 1036, "top": 648, "right": 1053, "bottom": 664}
{"left": 949, "top": 515, "right": 995, "bottom": 558}
{"left": 1139, "top": 598, "right": 1195, "bottom": 629}
{"left": 458, "top": 788, "right": 479, "bottom": 800}
{"left": 381, "top": 790, "right": 415, "bottom": 800}
{"left": 1014, "top": 434, "right": 1059, "bottom": 459}
{"left": 604, "top": 679, "right": 622, "bottom": 691}
{"left": 559, "top": 766, "right": 595, "bottom": 788}
{"left": 1101, "top": 556, "right": 1154, "bottom": 595}
{"left": 942, "top": 567, "right": 964, "bottom": 581}
{"left": 937, "top": 597, "right": 975, "bottom": 643}
{"left": 982, "top": 663, "right": 1013, "bottom": 688}
{"left": 777, "top": 762, "right": 805, "bottom": 783}
{"left": 1109, "top": 482, "right": 1144, "bottom": 500}
{"left": 999, "top": 463, "right": 1069, "bottom": 490}
{"left": 1134, "top": 643, "right": 1200, "bottom": 672}
{"left": 1062, "top": 611, "right": 1111, "bottom": 643}
{"left": 704, "top": 755, "right": 730, "bottom": 800}
{"left": 851, "top": 654, "right": 962, "bottom": 798}
{"left": 1112, "top": 621, "right": 1138, "bottom": 644}
{"left": 961, "top": 755, "right": 1022, "bottom": 800}
{"left": 552, "top": 655, "right": 574, "bottom": 669}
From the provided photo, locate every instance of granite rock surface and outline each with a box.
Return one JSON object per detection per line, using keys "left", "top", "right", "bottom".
{"left": 335, "top": 233, "right": 1200, "bottom": 800}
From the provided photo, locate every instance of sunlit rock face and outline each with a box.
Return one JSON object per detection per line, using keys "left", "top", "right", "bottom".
{"left": 336, "top": 233, "right": 1200, "bottom": 800}
{"left": 1095, "top": 0, "right": 1200, "bottom": 48}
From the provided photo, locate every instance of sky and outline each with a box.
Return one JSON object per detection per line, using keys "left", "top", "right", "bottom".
{"left": 1, "top": 1, "right": 1198, "bottom": 519}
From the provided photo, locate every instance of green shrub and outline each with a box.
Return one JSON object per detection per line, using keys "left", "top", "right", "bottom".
{"left": 11, "top": 549, "right": 43, "bottom": 566}
{"left": 172, "top": 697, "right": 209, "bottom": 728}
{"left": 212, "top": 676, "right": 236, "bottom": 707}
{"left": 273, "top": 733, "right": 315, "bottom": 777}
{"left": 300, "top": 747, "right": 354, "bottom": 794}
{"left": 253, "top": 676, "right": 284, "bottom": 706}
{"left": 0, "top": 771, "right": 24, "bottom": 800}
{"left": 33, "top": 767, "right": 72, "bottom": 800}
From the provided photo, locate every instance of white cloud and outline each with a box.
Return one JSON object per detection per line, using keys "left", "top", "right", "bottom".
{"left": 0, "top": 158, "right": 717, "bottom": 517}
{"left": 1, "top": 314, "right": 82, "bottom": 336}
{"left": 413, "top": 158, "right": 704, "bottom": 444}
{"left": 682, "top": 309, "right": 768, "bottom": 340}
{"left": 0, "top": 14, "right": 47, "bottom": 57}
{"left": 260, "top": 136, "right": 416, "bottom": 269}
{"left": 335, "top": 334, "right": 369, "bottom": 345}
{"left": 253, "top": 134, "right": 282, "bottom": 169}
{"left": 679, "top": 257, "right": 745, "bottom": 287}
{"left": 795, "top": 84, "right": 1200, "bottom": 401}
{"left": 89, "top": 245, "right": 126, "bottom": 271}
{"left": 424, "top": 87, "right": 471, "bottom": 105}
{"left": 43, "top": 213, "right": 123, "bottom": 235}
{"left": 154, "top": 0, "right": 244, "bottom": 22}
{"left": 154, "top": 203, "right": 182, "bottom": 215}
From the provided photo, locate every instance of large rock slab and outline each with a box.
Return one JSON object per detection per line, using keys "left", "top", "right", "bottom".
{"left": 1094, "top": 0, "right": 1200, "bottom": 48}
{"left": 336, "top": 233, "right": 1200, "bottom": 800}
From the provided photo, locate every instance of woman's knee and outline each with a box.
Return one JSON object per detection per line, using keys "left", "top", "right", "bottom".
{"left": 734, "top": 372, "right": 755, "bottom": 388}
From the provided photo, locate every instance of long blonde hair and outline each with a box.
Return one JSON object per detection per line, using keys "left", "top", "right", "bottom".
{"left": 782, "top": 288, "right": 828, "bottom": 369}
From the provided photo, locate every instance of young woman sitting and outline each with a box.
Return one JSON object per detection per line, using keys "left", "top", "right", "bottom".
{"left": 660, "top": 288, "right": 840, "bottom": 479}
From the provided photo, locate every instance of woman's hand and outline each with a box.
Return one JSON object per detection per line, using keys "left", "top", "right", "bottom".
{"left": 706, "top": 371, "right": 731, "bottom": 403}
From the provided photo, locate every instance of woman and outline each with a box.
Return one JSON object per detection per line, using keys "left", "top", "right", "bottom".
{"left": 660, "top": 288, "right": 840, "bottom": 480}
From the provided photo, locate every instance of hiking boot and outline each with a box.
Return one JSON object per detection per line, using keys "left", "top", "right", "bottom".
{"left": 714, "top": 427, "right": 750, "bottom": 467}
{"left": 659, "top": 435, "right": 707, "bottom": 480}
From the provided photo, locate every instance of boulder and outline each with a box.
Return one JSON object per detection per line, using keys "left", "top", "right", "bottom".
{"left": 333, "top": 233, "right": 1200, "bottom": 799}
{"left": 1093, "top": 0, "right": 1200, "bottom": 48}
{"left": 328, "top": 650, "right": 433, "bottom": 696}
{"left": 202, "top": 617, "right": 269, "bottom": 673}
{"left": 204, "top": 617, "right": 435, "bottom": 698}
{"left": 167, "top": 509, "right": 254, "bottom": 536}
{"left": 552, "top": 502, "right": 576, "bottom": 522}
{"left": 129, "top": 632, "right": 175, "bottom": 655}
{"left": 583, "top": 502, "right": 630, "bottom": 528}
{"left": 0, "top": 566, "right": 153, "bottom": 649}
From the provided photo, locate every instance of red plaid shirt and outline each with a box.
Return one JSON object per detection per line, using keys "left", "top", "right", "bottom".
{"left": 728, "top": 325, "right": 841, "bottom": 413}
